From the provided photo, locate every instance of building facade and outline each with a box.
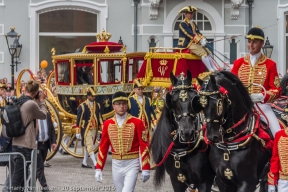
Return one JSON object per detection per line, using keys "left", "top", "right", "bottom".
{"left": 0, "top": 0, "right": 286, "bottom": 80}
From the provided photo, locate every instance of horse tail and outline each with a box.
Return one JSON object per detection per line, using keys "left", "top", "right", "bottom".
{"left": 150, "top": 103, "right": 173, "bottom": 188}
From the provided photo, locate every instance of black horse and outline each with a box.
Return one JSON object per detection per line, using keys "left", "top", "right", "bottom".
{"left": 197, "top": 71, "right": 271, "bottom": 192}
{"left": 150, "top": 70, "right": 215, "bottom": 192}
{"left": 271, "top": 73, "right": 288, "bottom": 129}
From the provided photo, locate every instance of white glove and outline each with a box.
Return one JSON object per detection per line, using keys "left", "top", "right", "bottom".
{"left": 53, "top": 122, "right": 58, "bottom": 128}
{"left": 141, "top": 170, "right": 150, "bottom": 183}
{"left": 250, "top": 93, "right": 264, "bottom": 103}
{"left": 95, "top": 169, "right": 103, "bottom": 183}
{"left": 200, "top": 38, "right": 207, "bottom": 46}
{"left": 76, "top": 133, "right": 81, "bottom": 139}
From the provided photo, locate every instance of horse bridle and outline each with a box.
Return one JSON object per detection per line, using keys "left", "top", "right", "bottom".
{"left": 169, "top": 85, "right": 200, "bottom": 143}
{"left": 198, "top": 87, "right": 231, "bottom": 141}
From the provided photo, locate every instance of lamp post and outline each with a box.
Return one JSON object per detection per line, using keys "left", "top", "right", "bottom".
{"left": 262, "top": 37, "right": 274, "bottom": 58}
{"left": 5, "top": 27, "right": 22, "bottom": 89}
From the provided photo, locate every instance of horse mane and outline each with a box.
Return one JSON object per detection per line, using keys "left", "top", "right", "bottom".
{"left": 280, "top": 73, "right": 288, "bottom": 95}
{"left": 150, "top": 99, "right": 174, "bottom": 188}
{"left": 216, "top": 71, "right": 254, "bottom": 114}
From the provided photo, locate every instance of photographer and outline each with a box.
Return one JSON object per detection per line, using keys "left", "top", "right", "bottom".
{"left": 11, "top": 80, "right": 47, "bottom": 192}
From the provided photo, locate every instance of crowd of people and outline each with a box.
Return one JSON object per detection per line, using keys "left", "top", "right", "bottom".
{"left": 0, "top": 68, "right": 58, "bottom": 192}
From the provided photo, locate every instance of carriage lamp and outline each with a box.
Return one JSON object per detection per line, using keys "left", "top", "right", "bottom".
{"left": 118, "top": 36, "right": 123, "bottom": 45}
{"left": 262, "top": 37, "right": 273, "bottom": 58}
{"left": 5, "top": 27, "right": 22, "bottom": 89}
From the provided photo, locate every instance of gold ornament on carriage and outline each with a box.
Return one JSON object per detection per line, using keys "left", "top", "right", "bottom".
{"left": 96, "top": 29, "right": 112, "bottom": 42}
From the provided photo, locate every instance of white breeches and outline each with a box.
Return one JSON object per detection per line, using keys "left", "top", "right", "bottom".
{"left": 256, "top": 103, "right": 281, "bottom": 137}
{"left": 112, "top": 158, "right": 139, "bottom": 192}
{"left": 268, "top": 180, "right": 288, "bottom": 192}
{"left": 201, "top": 55, "right": 219, "bottom": 71}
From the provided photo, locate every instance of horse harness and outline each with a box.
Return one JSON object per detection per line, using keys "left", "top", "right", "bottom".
{"left": 199, "top": 84, "right": 269, "bottom": 181}
{"left": 169, "top": 122, "right": 204, "bottom": 191}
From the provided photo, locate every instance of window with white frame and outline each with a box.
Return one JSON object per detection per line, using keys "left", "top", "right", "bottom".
{"left": 39, "top": 10, "right": 97, "bottom": 72}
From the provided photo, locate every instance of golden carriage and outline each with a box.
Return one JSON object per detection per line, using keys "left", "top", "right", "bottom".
{"left": 16, "top": 30, "right": 208, "bottom": 160}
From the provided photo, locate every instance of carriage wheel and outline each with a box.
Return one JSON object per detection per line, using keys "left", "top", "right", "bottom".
{"left": 45, "top": 99, "right": 63, "bottom": 161}
{"left": 59, "top": 130, "right": 101, "bottom": 158}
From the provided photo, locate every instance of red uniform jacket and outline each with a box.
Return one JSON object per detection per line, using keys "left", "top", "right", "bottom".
{"left": 268, "top": 129, "right": 288, "bottom": 185}
{"left": 96, "top": 114, "right": 150, "bottom": 170}
{"left": 231, "top": 54, "right": 281, "bottom": 103}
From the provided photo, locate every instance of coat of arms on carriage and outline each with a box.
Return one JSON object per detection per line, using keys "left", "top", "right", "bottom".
{"left": 158, "top": 59, "right": 168, "bottom": 76}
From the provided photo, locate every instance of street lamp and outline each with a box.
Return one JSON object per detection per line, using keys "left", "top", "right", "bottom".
{"left": 262, "top": 37, "right": 274, "bottom": 58}
{"left": 4, "top": 27, "right": 22, "bottom": 89}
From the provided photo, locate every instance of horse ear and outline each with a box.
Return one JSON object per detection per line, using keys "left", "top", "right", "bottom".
{"left": 196, "top": 77, "right": 204, "bottom": 86}
{"left": 187, "top": 70, "right": 192, "bottom": 82}
{"left": 170, "top": 71, "right": 177, "bottom": 85}
{"left": 165, "top": 92, "right": 173, "bottom": 109}
{"left": 210, "top": 75, "right": 218, "bottom": 90}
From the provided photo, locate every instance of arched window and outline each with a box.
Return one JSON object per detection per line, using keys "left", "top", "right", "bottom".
{"left": 39, "top": 10, "right": 97, "bottom": 72}
{"left": 173, "top": 12, "right": 212, "bottom": 32}
{"left": 173, "top": 12, "right": 213, "bottom": 48}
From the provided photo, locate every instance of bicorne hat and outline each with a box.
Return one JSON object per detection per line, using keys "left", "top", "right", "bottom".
{"left": 133, "top": 78, "right": 145, "bottom": 89}
{"left": 112, "top": 91, "right": 128, "bottom": 104}
{"left": 86, "top": 87, "right": 97, "bottom": 96}
{"left": 0, "top": 83, "right": 7, "bottom": 90}
{"left": 246, "top": 27, "right": 265, "bottom": 41}
{"left": 178, "top": 6, "right": 197, "bottom": 14}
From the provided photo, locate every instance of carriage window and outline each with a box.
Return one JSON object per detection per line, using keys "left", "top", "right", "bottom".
{"left": 99, "top": 60, "right": 122, "bottom": 83}
{"left": 57, "top": 61, "right": 70, "bottom": 83}
{"left": 128, "top": 59, "right": 144, "bottom": 82}
{"left": 75, "top": 65, "right": 94, "bottom": 85}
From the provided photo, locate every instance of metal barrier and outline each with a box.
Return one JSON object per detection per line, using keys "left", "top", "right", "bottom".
{"left": 0, "top": 142, "right": 38, "bottom": 192}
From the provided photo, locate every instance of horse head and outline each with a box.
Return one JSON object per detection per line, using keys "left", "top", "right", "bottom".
{"left": 166, "top": 70, "right": 200, "bottom": 142}
{"left": 280, "top": 73, "right": 288, "bottom": 96}
{"left": 197, "top": 71, "right": 253, "bottom": 143}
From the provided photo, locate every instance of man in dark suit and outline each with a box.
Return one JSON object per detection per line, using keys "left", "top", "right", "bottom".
{"left": 37, "top": 111, "right": 57, "bottom": 192}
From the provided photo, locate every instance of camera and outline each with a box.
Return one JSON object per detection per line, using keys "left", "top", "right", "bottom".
{"left": 35, "top": 91, "right": 42, "bottom": 99}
